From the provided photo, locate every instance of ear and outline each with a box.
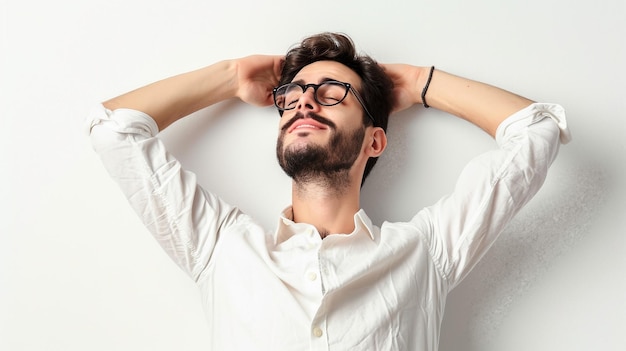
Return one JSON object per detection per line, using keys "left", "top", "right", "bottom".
{"left": 365, "top": 127, "right": 387, "bottom": 157}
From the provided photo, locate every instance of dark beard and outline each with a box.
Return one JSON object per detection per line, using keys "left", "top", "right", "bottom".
{"left": 276, "top": 114, "right": 365, "bottom": 188}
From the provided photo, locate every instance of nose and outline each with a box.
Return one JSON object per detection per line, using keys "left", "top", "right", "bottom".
{"left": 296, "top": 86, "right": 321, "bottom": 112}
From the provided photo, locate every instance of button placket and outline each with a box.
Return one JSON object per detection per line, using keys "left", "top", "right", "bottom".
{"left": 309, "top": 314, "right": 328, "bottom": 349}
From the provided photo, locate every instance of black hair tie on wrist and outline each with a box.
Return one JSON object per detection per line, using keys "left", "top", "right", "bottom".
{"left": 421, "top": 66, "right": 435, "bottom": 108}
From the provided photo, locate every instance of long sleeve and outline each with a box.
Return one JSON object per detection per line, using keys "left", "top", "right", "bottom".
{"left": 86, "top": 105, "right": 243, "bottom": 282}
{"left": 414, "top": 103, "right": 570, "bottom": 289}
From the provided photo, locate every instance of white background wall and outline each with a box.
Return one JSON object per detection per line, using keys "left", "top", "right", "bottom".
{"left": 1, "top": 0, "right": 624, "bottom": 350}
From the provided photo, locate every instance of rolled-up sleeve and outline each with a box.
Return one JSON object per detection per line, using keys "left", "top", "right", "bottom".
{"left": 87, "top": 105, "right": 242, "bottom": 282}
{"left": 415, "top": 103, "right": 570, "bottom": 289}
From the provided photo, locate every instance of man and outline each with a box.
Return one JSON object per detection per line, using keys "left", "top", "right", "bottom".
{"left": 88, "top": 32, "right": 570, "bottom": 350}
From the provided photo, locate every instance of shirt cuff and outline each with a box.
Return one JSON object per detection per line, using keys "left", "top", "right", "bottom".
{"left": 495, "top": 103, "right": 571, "bottom": 144}
{"left": 85, "top": 104, "right": 159, "bottom": 138}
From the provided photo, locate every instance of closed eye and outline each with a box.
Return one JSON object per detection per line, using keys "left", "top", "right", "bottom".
{"left": 286, "top": 99, "right": 298, "bottom": 108}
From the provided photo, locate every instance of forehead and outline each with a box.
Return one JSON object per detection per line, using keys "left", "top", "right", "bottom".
{"left": 292, "top": 61, "right": 362, "bottom": 88}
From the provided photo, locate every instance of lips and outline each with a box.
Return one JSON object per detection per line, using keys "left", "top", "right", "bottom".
{"left": 288, "top": 119, "right": 328, "bottom": 133}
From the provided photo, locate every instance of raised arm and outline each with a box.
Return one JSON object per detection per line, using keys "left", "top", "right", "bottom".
{"left": 103, "top": 55, "right": 284, "bottom": 131}
{"left": 382, "top": 64, "right": 533, "bottom": 137}
{"left": 384, "top": 63, "right": 569, "bottom": 287}
{"left": 88, "top": 55, "right": 283, "bottom": 279}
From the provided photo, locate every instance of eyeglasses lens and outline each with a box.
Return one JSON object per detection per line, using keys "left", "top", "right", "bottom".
{"left": 275, "top": 82, "right": 348, "bottom": 110}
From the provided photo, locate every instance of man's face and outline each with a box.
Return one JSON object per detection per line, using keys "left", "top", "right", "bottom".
{"left": 276, "top": 61, "right": 368, "bottom": 183}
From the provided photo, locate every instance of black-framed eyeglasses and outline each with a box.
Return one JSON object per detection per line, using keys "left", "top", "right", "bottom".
{"left": 272, "top": 80, "right": 375, "bottom": 123}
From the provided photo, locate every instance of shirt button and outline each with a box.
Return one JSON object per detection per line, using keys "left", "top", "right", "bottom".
{"left": 307, "top": 271, "right": 318, "bottom": 281}
{"left": 313, "top": 327, "right": 323, "bottom": 337}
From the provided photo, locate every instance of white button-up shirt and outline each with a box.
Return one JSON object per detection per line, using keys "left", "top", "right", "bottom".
{"left": 87, "top": 103, "right": 569, "bottom": 350}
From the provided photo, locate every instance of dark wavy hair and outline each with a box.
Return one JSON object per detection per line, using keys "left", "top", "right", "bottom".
{"left": 278, "top": 32, "right": 394, "bottom": 184}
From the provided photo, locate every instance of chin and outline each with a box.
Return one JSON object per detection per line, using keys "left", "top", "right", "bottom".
{"left": 286, "top": 135, "right": 324, "bottom": 149}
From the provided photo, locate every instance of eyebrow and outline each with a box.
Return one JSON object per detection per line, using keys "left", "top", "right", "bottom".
{"left": 291, "top": 77, "right": 338, "bottom": 85}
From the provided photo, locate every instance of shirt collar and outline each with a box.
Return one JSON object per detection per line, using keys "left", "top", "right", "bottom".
{"left": 275, "top": 206, "right": 376, "bottom": 244}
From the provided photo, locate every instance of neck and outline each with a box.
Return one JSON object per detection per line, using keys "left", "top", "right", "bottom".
{"left": 291, "top": 175, "right": 361, "bottom": 238}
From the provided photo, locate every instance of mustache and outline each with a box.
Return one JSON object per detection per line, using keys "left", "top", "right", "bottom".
{"left": 281, "top": 112, "right": 336, "bottom": 132}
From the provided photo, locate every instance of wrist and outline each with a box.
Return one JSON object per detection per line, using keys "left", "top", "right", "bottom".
{"left": 212, "top": 59, "right": 239, "bottom": 101}
{"left": 413, "top": 66, "right": 435, "bottom": 107}
{"left": 420, "top": 66, "right": 435, "bottom": 108}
